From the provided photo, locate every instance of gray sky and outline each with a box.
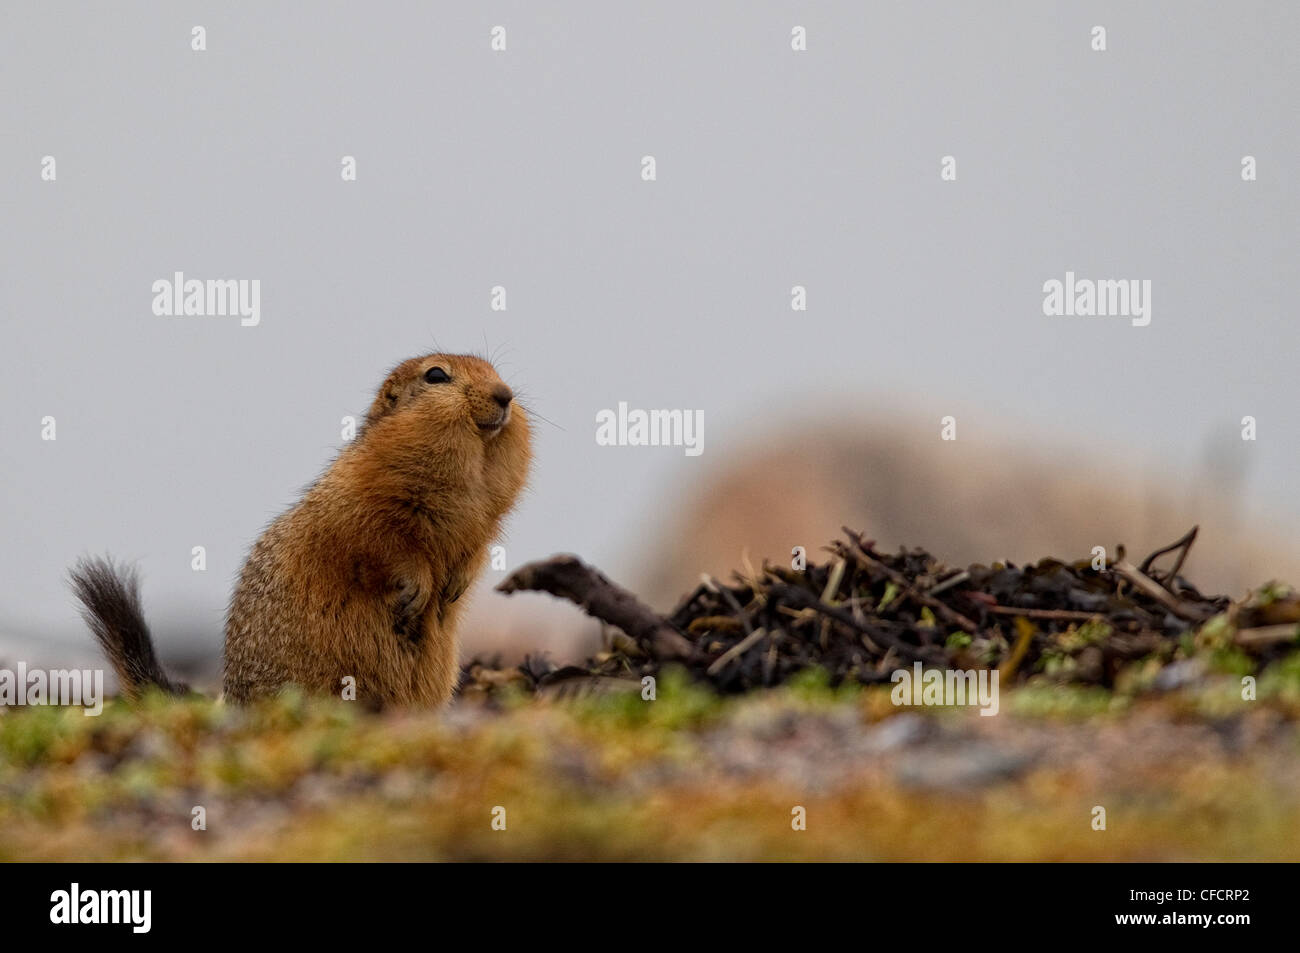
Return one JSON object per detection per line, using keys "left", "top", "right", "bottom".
{"left": 2, "top": 1, "right": 1297, "bottom": 662}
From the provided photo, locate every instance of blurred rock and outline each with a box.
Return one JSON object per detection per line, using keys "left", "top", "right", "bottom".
{"left": 641, "top": 418, "right": 1300, "bottom": 609}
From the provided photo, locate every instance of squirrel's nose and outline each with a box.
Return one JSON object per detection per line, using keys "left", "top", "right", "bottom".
{"left": 490, "top": 384, "right": 514, "bottom": 409}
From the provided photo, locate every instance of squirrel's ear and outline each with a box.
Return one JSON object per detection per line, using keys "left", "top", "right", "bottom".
{"left": 362, "top": 371, "right": 405, "bottom": 431}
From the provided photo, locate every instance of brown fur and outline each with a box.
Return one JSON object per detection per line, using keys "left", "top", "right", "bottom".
{"left": 223, "top": 353, "right": 531, "bottom": 707}
{"left": 74, "top": 353, "right": 531, "bottom": 708}
{"left": 67, "top": 557, "right": 188, "bottom": 698}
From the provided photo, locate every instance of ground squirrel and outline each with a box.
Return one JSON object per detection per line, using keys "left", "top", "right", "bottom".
{"left": 70, "top": 353, "right": 532, "bottom": 707}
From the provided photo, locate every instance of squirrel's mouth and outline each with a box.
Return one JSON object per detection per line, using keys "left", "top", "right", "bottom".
{"left": 476, "top": 408, "right": 510, "bottom": 435}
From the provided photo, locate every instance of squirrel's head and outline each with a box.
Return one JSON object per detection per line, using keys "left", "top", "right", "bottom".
{"left": 364, "top": 353, "right": 528, "bottom": 448}
{"left": 327, "top": 353, "right": 531, "bottom": 532}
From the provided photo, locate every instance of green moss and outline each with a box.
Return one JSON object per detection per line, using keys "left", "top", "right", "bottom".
{"left": 1057, "top": 620, "right": 1112, "bottom": 652}
{"left": 1113, "top": 656, "right": 1164, "bottom": 695}
{"left": 4, "top": 653, "right": 1300, "bottom": 861}
{"left": 1209, "top": 646, "right": 1255, "bottom": 677}
{"left": 945, "top": 632, "right": 972, "bottom": 651}
{"left": 1251, "top": 581, "right": 1294, "bottom": 608}
{"left": 1196, "top": 613, "right": 1235, "bottom": 651}
{"left": 1007, "top": 682, "right": 1126, "bottom": 719}
{"left": 1260, "top": 651, "right": 1300, "bottom": 703}
{"left": 571, "top": 666, "right": 721, "bottom": 732}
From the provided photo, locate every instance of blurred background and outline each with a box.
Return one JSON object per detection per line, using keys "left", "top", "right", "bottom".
{"left": 1, "top": 2, "right": 1296, "bottom": 688}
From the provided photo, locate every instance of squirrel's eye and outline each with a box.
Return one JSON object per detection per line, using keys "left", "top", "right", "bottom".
{"left": 424, "top": 366, "right": 451, "bottom": 384}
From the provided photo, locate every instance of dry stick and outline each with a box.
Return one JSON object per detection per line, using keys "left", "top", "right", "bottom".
{"left": 1138, "top": 525, "right": 1199, "bottom": 586}
{"left": 1165, "top": 527, "right": 1199, "bottom": 585}
{"left": 820, "top": 558, "right": 847, "bottom": 603}
{"left": 711, "top": 577, "right": 755, "bottom": 637}
{"left": 846, "top": 596, "right": 885, "bottom": 654}
{"left": 839, "top": 528, "right": 980, "bottom": 635}
{"left": 1234, "top": 624, "right": 1300, "bottom": 648}
{"left": 703, "top": 576, "right": 764, "bottom": 675}
{"left": 707, "top": 628, "right": 769, "bottom": 676}
{"left": 770, "top": 583, "right": 936, "bottom": 662}
{"left": 927, "top": 570, "right": 970, "bottom": 597}
{"left": 985, "top": 606, "right": 1104, "bottom": 622}
{"left": 498, "top": 555, "right": 695, "bottom": 660}
{"left": 1111, "top": 560, "right": 1210, "bottom": 622}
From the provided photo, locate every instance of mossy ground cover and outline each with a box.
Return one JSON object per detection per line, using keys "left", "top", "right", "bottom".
{"left": 6, "top": 531, "right": 1299, "bottom": 861}
{"left": 4, "top": 657, "right": 1300, "bottom": 861}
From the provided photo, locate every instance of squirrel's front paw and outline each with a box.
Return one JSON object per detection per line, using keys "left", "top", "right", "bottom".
{"left": 390, "top": 576, "right": 429, "bottom": 642}
{"left": 436, "top": 566, "right": 474, "bottom": 622}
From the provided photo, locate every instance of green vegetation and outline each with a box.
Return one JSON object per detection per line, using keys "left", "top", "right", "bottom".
{"left": 2, "top": 655, "right": 1299, "bottom": 861}
{"left": 5, "top": 530, "right": 1298, "bottom": 860}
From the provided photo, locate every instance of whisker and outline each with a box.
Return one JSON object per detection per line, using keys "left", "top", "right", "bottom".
{"left": 515, "top": 400, "right": 564, "bottom": 431}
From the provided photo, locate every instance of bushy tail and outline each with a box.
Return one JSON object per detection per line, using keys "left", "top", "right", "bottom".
{"left": 68, "top": 557, "right": 185, "bottom": 698}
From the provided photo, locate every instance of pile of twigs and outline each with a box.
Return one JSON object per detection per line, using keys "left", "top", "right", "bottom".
{"left": 459, "top": 527, "right": 1299, "bottom": 697}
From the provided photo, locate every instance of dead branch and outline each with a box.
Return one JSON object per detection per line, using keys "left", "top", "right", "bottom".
{"left": 1112, "top": 560, "right": 1212, "bottom": 622}
{"left": 707, "top": 627, "right": 769, "bottom": 676}
{"left": 1234, "top": 624, "right": 1300, "bottom": 648}
{"left": 985, "top": 606, "right": 1106, "bottom": 622}
{"left": 1138, "top": 525, "right": 1199, "bottom": 588}
{"left": 498, "top": 555, "right": 695, "bottom": 660}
